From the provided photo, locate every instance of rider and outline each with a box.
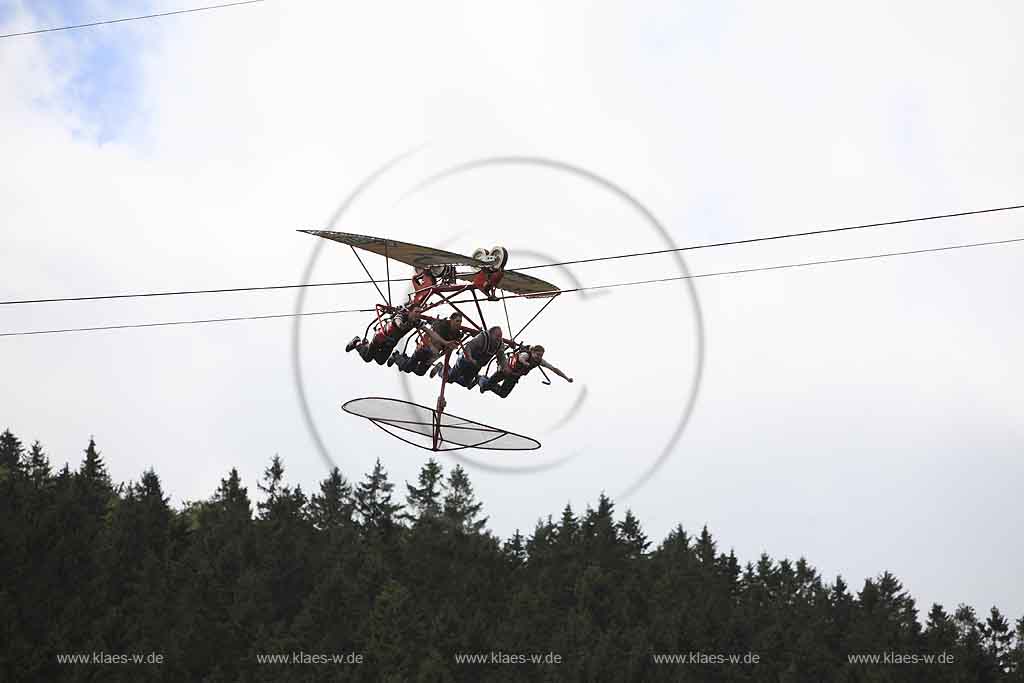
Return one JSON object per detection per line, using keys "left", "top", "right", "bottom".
{"left": 409, "top": 267, "right": 437, "bottom": 307}
{"left": 479, "top": 344, "right": 572, "bottom": 397}
{"left": 345, "top": 305, "right": 422, "bottom": 365}
{"left": 472, "top": 268, "right": 503, "bottom": 301}
{"left": 391, "top": 312, "right": 465, "bottom": 376}
{"left": 443, "top": 325, "right": 508, "bottom": 388}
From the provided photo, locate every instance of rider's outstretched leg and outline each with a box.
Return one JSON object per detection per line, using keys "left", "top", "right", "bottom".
{"left": 492, "top": 375, "right": 519, "bottom": 398}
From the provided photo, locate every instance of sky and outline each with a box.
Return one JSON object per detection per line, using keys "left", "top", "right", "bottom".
{"left": 2, "top": 0, "right": 1022, "bottom": 619}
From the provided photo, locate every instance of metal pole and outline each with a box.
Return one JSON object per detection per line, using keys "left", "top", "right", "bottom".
{"left": 350, "top": 246, "right": 388, "bottom": 305}
{"left": 513, "top": 293, "right": 558, "bottom": 341}
{"left": 502, "top": 296, "right": 512, "bottom": 337}
{"left": 471, "top": 289, "right": 488, "bottom": 331}
{"left": 384, "top": 241, "right": 392, "bottom": 306}
{"left": 433, "top": 348, "right": 452, "bottom": 451}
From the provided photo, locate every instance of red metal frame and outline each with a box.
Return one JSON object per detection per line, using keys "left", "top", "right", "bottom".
{"left": 432, "top": 348, "right": 453, "bottom": 450}
{"left": 355, "top": 266, "right": 550, "bottom": 451}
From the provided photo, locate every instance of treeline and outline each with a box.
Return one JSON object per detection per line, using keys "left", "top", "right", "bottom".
{"left": 1, "top": 428, "right": 1022, "bottom": 682}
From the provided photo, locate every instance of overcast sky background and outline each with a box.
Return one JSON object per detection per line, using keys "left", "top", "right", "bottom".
{"left": 2, "top": 0, "right": 1022, "bottom": 619}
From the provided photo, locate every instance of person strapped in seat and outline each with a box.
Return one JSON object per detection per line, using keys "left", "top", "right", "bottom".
{"left": 345, "top": 306, "right": 423, "bottom": 365}
{"left": 408, "top": 267, "right": 438, "bottom": 307}
{"left": 441, "top": 326, "right": 507, "bottom": 389}
{"left": 478, "top": 344, "right": 572, "bottom": 398}
{"left": 390, "top": 312, "right": 465, "bottom": 376}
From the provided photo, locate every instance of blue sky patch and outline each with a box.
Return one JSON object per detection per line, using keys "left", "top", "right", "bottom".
{"left": 19, "top": 0, "right": 157, "bottom": 144}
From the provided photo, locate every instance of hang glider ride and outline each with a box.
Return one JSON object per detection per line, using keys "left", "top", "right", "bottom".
{"left": 300, "top": 230, "right": 565, "bottom": 452}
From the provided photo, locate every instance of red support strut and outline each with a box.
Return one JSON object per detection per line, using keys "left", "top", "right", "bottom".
{"left": 432, "top": 348, "right": 453, "bottom": 451}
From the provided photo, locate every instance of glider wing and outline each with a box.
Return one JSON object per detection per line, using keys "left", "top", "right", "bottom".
{"left": 299, "top": 230, "right": 487, "bottom": 269}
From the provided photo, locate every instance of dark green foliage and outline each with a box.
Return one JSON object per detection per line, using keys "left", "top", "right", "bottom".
{"left": 0, "top": 426, "right": 1020, "bottom": 682}
{"left": 0, "top": 428, "right": 24, "bottom": 470}
{"left": 406, "top": 458, "right": 444, "bottom": 522}
{"left": 442, "top": 464, "right": 486, "bottom": 533}
{"left": 79, "top": 436, "right": 109, "bottom": 485}
{"left": 26, "top": 440, "right": 51, "bottom": 488}
{"left": 309, "top": 466, "right": 354, "bottom": 531}
{"left": 354, "top": 457, "right": 403, "bottom": 534}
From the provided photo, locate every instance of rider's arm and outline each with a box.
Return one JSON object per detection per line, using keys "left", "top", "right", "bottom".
{"left": 464, "top": 333, "right": 487, "bottom": 364}
{"left": 423, "top": 326, "right": 447, "bottom": 348}
{"left": 539, "top": 359, "right": 572, "bottom": 382}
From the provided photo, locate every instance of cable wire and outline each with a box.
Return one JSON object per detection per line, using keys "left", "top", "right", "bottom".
{"left": 516, "top": 203, "right": 1024, "bottom": 271}
{"left": 0, "top": 277, "right": 406, "bottom": 307}
{"left": 4, "top": 236, "right": 1021, "bottom": 338}
{"left": 493, "top": 235, "right": 1024, "bottom": 301}
{"left": 2, "top": 202, "right": 1022, "bottom": 307}
{"left": 0, "top": 307, "right": 372, "bottom": 338}
{"left": 0, "top": 0, "right": 266, "bottom": 39}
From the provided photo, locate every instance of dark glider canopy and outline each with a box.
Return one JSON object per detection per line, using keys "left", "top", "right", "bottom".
{"left": 299, "top": 229, "right": 560, "bottom": 297}
{"left": 456, "top": 269, "right": 558, "bottom": 298}
{"left": 299, "top": 230, "right": 487, "bottom": 269}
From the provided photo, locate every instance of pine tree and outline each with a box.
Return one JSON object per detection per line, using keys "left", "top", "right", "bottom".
{"left": 79, "top": 437, "right": 110, "bottom": 486}
{"left": 96, "top": 467, "right": 176, "bottom": 651}
{"left": 257, "top": 455, "right": 306, "bottom": 522}
{"left": 696, "top": 525, "right": 717, "bottom": 567}
{"left": 955, "top": 604, "right": 996, "bottom": 678}
{"left": 581, "top": 493, "right": 616, "bottom": 557}
{"left": 138, "top": 468, "right": 165, "bottom": 502}
{"left": 527, "top": 516, "right": 557, "bottom": 561}
{"left": 442, "top": 464, "right": 486, "bottom": 533}
{"left": 617, "top": 509, "right": 649, "bottom": 558}
{"left": 877, "top": 571, "right": 920, "bottom": 643}
{"left": 308, "top": 467, "right": 354, "bottom": 531}
{"left": 984, "top": 606, "right": 1013, "bottom": 672}
{"left": 926, "top": 603, "right": 958, "bottom": 650}
{"left": 955, "top": 603, "right": 980, "bottom": 640}
{"left": 257, "top": 454, "right": 285, "bottom": 502}
{"left": 826, "top": 576, "right": 853, "bottom": 657}
{"left": 556, "top": 503, "right": 578, "bottom": 547}
{"left": 503, "top": 529, "right": 527, "bottom": 564}
{"left": 658, "top": 524, "right": 691, "bottom": 561}
{"left": 1010, "top": 617, "right": 1024, "bottom": 680}
{"left": 354, "top": 458, "right": 403, "bottom": 532}
{"left": 406, "top": 458, "right": 445, "bottom": 522}
{"left": 26, "top": 441, "right": 50, "bottom": 488}
{"left": 0, "top": 429, "right": 24, "bottom": 474}
{"left": 76, "top": 437, "right": 113, "bottom": 521}
{"left": 210, "top": 467, "right": 252, "bottom": 524}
